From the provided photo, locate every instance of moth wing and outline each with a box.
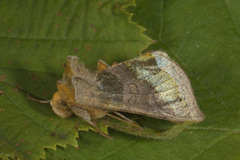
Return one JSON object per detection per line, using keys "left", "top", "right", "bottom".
{"left": 69, "top": 52, "right": 205, "bottom": 123}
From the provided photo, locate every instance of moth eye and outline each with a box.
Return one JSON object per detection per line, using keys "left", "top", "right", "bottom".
{"left": 58, "top": 99, "right": 67, "bottom": 106}
{"left": 61, "top": 101, "right": 68, "bottom": 106}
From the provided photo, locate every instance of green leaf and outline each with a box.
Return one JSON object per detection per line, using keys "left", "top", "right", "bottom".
{"left": 45, "top": 0, "right": 239, "bottom": 159}
{"left": 0, "top": 0, "right": 152, "bottom": 159}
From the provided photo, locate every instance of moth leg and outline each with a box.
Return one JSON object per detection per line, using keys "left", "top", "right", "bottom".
{"left": 68, "top": 105, "right": 112, "bottom": 139}
{"left": 157, "top": 121, "right": 194, "bottom": 139}
{"left": 97, "top": 60, "right": 109, "bottom": 71}
{"left": 109, "top": 120, "right": 193, "bottom": 139}
{"left": 112, "top": 111, "right": 141, "bottom": 128}
{"left": 105, "top": 112, "right": 141, "bottom": 129}
{"left": 91, "top": 121, "right": 112, "bottom": 139}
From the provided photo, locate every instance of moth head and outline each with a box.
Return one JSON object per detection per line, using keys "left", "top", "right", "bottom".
{"left": 50, "top": 91, "right": 73, "bottom": 118}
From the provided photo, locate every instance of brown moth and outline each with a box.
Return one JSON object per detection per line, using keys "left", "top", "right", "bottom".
{"left": 41, "top": 51, "right": 205, "bottom": 138}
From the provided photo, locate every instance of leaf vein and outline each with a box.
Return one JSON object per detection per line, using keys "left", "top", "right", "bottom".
{"left": 99, "top": 139, "right": 138, "bottom": 160}
{"left": 223, "top": 0, "right": 240, "bottom": 39}
{"left": 190, "top": 132, "right": 232, "bottom": 160}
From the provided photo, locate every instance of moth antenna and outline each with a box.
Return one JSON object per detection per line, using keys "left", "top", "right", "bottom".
{"left": 27, "top": 94, "right": 51, "bottom": 103}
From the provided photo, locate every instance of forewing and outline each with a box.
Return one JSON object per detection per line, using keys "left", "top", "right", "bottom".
{"left": 69, "top": 52, "right": 205, "bottom": 123}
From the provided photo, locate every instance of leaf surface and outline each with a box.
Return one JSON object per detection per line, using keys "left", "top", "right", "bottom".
{"left": 47, "top": 0, "right": 240, "bottom": 159}
{"left": 0, "top": 0, "right": 152, "bottom": 159}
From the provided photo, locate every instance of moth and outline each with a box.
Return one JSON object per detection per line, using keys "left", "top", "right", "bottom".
{"left": 31, "top": 51, "right": 205, "bottom": 138}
